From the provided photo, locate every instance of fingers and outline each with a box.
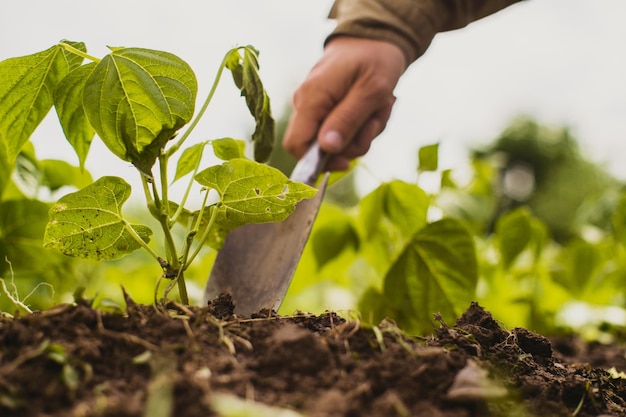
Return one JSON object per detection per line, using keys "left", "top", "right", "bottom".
{"left": 325, "top": 94, "right": 396, "bottom": 160}
{"left": 283, "top": 81, "right": 337, "bottom": 159}
{"left": 317, "top": 74, "right": 395, "bottom": 156}
{"left": 283, "top": 37, "right": 406, "bottom": 169}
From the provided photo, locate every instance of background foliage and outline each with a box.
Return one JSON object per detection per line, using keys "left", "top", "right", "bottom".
{"left": 2, "top": 91, "right": 625, "bottom": 338}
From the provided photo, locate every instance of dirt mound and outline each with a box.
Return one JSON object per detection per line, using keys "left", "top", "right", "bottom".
{"left": 0, "top": 297, "right": 625, "bottom": 417}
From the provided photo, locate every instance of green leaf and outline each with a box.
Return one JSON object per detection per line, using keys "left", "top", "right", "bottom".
{"left": 44, "top": 176, "right": 152, "bottom": 261}
{"left": 311, "top": 204, "right": 359, "bottom": 268}
{"left": 529, "top": 216, "right": 549, "bottom": 262}
{"left": 418, "top": 143, "right": 439, "bottom": 172}
{"left": 552, "top": 239, "right": 602, "bottom": 298}
{"left": 83, "top": 47, "right": 198, "bottom": 175}
{"left": 0, "top": 199, "right": 56, "bottom": 276}
{"left": 359, "top": 180, "right": 429, "bottom": 240}
{"left": 225, "top": 47, "right": 275, "bottom": 162}
{"left": 383, "top": 218, "right": 477, "bottom": 334}
{"left": 10, "top": 144, "right": 40, "bottom": 198}
{"left": 212, "top": 137, "right": 246, "bottom": 160}
{"left": 173, "top": 142, "right": 206, "bottom": 183}
{"left": 0, "top": 41, "right": 85, "bottom": 194}
{"left": 441, "top": 169, "right": 457, "bottom": 189}
{"left": 355, "top": 181, "right": 430, "bottom": 277}
{"left": 194, "top": 158, "right": 316, "bottom": 228}
{"left": 40, "top": 159, "right": 93, "bottom": 191}
{"left": 54, "top": 62, "right": 97, "bottom": 169}
{"left": 358, "top": 287, "right": 395, "bottom": 326}
{"left": 495, "top": 207, "right": 533, "bottom": 269}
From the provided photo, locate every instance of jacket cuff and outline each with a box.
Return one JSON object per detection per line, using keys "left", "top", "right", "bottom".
{"left": 326, "top": 0, "right": 440, "bottom": 64}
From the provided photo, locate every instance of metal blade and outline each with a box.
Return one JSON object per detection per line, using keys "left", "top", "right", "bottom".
{"left": 203, "top": 176, "right": 327, "bottom": 315}
{"left": 203, "top": 142, "right": 329, "bottom": 316}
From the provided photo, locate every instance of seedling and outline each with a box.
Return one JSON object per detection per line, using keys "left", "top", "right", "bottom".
{"left": 0, "top": 41, "right": 315, "bottom": 304}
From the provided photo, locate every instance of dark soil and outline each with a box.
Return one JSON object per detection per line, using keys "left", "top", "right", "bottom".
{"left": 1, "top": 294, "right": 626, "bottom": 417}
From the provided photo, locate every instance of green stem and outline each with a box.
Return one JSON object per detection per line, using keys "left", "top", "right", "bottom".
{"left": 166, "top": 48, "right": 237, "bottom": 158}
{"left": 159, "top": 153, "right": 170, "bottom": 225}
{"left": 193, "top": 188, "right": 211, "bottom": 232}
{"left": 141, "top": 175, "right": 154, "bottom": 206}
{"left": 177, "top": 188, "right": 210, "bottom": 271}
{"left": 184, "top": 195, "right": 220, "bottom": 270}
{"left": 175, "top": 270, "right": 189, "bottom": 305}
{"left": 122, "top": 221, "right": 161, "bottom": 262}
{"left": 142, "top": 172, "right": 186, "bottom": 303}
{"left": 59, "top": 42, "right": 101, "bottom": 63}
{"left": 147, "top": 179, "right": 177, "bottom": 263}
{"left": 171, "top": 141, "right": 209, "bottom": 224}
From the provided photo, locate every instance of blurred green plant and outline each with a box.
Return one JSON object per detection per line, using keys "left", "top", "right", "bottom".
{"left": 283, "top": 119, "right": 626, "bottom": 337}
{"left": 0, "top": 41, "right": 315, "bottom": 309}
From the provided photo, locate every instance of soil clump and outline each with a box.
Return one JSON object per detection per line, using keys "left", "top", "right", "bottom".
{"left": 1, "top": 295, "right": 625, "bottom": 417}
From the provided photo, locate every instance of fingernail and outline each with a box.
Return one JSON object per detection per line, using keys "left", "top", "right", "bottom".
{"left": 323, "top": 130, "right": 343, "bottom": 152}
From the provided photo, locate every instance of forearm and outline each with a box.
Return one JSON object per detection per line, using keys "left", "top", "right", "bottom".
{"left": 327, "top": 0, "right": 525, "bottom": 64}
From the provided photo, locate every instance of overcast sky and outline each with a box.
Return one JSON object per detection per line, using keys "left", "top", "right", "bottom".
{"left": 2, "top": 0, "right": 625, "bottom": 196}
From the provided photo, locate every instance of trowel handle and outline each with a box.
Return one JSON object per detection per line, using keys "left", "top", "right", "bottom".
{"left": 289, "top": 141, "right": 330, "bottom": 186}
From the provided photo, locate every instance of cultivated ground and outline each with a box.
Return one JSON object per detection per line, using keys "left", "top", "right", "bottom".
{"left": 1, "top": 293, "right": 625, "bottom": 417}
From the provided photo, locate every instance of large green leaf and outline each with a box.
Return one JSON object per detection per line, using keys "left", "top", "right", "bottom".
{"left": 194, "top": 158, "right": 316, "bottom": 228}
{"left": 225, "top": 47, "right": 274, "bottom": 162}
{"left": 495, "top": 207, "right": 533, "bottom": 269}
{"left": 44, "top": 176, "right": 152, "bottom": 261}
{"left": 0, "top": 41, "right": 85, "bottom": 195}
{"left": 383, "top": 218, "right": 477, "bottom": 334}
{"left": 54, "top": 62, "right": 97, "bottom": 169}
{"left": 83, "top": 47, "right": 197, "bottom": 175}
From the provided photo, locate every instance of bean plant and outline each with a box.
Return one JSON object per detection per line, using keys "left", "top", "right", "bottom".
{"left": 0, "top": 41, "right": 315, "bottom": 305}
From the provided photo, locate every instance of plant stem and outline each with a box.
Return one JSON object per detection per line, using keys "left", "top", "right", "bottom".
{"left": 175, "top": 270, "right": 189, "bottom": 305}
{"left": 122, "top": 221, "right": 161, "bottom": 262}
{"left": 171, "top": 141, "right": 208, "bottom": 224}
{"left": 59, "top": 42, "right": 101, "bottom": 63}
{"left": 159, "top": 153, "right": 171, "bottom": 226}
{"left": 184, "top": 194, "right": 220, "bottom": 270}
{"left": 141, "top": 175, "right": 155, "bottom": 206}
{"left": 166, "top": 48, "right": 235, "bottom": 158}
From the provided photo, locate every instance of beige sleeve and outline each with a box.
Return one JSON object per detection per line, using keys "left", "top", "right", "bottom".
{"left": 327, "top": 0, "right": 525, "bottom": 64}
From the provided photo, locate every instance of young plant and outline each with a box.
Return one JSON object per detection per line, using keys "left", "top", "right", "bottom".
{"left": 0, "top": 41, "right": 315, "bottom": 305}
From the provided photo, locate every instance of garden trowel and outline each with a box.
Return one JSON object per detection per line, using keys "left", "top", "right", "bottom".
{"left": 203, "top": 142, "right": 329, "bottom": 316}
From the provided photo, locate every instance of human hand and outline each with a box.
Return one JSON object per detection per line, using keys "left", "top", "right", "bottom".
{"left": 283, "top": 36, "right": 407, "bottom": 171}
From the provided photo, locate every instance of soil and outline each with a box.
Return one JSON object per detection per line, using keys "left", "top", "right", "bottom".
{"left": 1, "top": 293, "right": 626, "bottom": 417}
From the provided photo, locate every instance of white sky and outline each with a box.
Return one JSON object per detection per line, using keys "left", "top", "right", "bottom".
{"left": 2, "top": 0, "right": 625, "bottom": 197}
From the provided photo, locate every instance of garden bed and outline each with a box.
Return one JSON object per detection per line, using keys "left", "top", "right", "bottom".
{"left": 1, "top": 294, "right": 625, "bottom": 417}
